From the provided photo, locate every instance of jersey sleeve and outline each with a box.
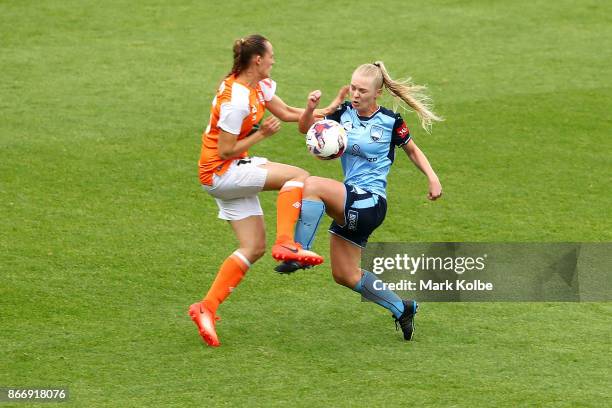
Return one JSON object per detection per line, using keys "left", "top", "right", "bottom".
{"left": 392, "top": 113, "right": 411, "bottom": 147}
{"left": 218, "top": 102, "right": 249, "bottom": 135}
{"left": 258, "top": 78, "right": 277, "bottom": 102}
{"left": 325, "top": 101, "right": 350, "bottom": 123}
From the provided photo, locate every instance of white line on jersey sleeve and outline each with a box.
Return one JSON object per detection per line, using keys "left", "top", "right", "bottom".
{"left": 218, "top": 82, "right": 250, "bottom": 135}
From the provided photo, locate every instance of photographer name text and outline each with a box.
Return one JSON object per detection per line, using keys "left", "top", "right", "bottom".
{"left": 374, "top": 279, "right": 494, "bottom": 291}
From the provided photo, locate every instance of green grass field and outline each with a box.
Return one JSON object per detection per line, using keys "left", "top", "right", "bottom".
{"left": 1, "top": 0, "right": 611, "bottom": 406}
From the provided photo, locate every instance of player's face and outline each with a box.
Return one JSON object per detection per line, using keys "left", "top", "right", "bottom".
{"left": 257, "top": 41, "right": 275, "bottom": 79}
{"left": 350, "top": 73, "right": 381, "bottom": 113}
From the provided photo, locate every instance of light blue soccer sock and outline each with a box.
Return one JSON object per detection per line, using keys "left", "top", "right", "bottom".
{"left": 294, "top": 199, "right": 325, "bottom": 250}
{"left": 353, "top": 270, "right": 405, "bottom": 318}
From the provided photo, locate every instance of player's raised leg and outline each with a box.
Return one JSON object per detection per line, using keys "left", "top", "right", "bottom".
{"left": 261, "top": 162, "right": 324, "bottom": 265}
{"left": 189, "top": 215, "right": 266, "bottom": 347}
{"left": 275, "top": 175, "right": 345, "bottom": 273}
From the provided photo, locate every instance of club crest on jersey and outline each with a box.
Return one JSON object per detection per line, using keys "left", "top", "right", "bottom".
{"left": 370, "top": 125, "right": 384, "bottom": 142}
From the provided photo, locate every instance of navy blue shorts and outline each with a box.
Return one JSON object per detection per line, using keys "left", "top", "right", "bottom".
{"left": 328, "top": 184, "right": 387, "bottom": 248}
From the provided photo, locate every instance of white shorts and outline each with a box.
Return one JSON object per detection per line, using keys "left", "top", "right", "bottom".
{"left": 202, "top": 157, "right": 268, "bottom": 221}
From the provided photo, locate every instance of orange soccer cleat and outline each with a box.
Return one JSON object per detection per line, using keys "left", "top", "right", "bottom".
{"left": 271, "top": 240, "right": 324, "bottom": 266}
{"left": 188, "top": 302, "right": 220, "bottom": 347}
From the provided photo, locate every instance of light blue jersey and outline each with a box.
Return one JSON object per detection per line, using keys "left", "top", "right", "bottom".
{"left": 326, "top": 101, "right": 411, "bottom": 198}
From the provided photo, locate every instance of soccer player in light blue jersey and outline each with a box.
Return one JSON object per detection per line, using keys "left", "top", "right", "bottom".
{"left": 275, "top": 61, "right": 443, "bottom": 341}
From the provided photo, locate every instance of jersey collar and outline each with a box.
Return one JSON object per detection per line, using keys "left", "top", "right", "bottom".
{"left": 355, "top": 106, "right": 381, "bottom": 121}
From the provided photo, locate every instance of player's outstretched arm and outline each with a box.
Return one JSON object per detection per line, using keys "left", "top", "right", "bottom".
{"left": 267, "top": 95, "right": 304, "bottom": 122}
{"left": 402, "top": 139, "right": 442, "bottom": 201}
{"left": 218, "top": 116, "right": 281, "bottom": 160}
{"left": 268, "top": 86, "right": 348, "bottom": 124}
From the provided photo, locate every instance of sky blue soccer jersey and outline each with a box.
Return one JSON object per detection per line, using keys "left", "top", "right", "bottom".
{"left": 326, "top": 101, "right": 411, "bottom": 198}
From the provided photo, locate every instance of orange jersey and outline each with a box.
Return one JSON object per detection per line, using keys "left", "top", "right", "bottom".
{"left": 198, "top": 75, "right": 276, "bottom": 185}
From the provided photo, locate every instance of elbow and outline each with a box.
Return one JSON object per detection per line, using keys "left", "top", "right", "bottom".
{"left": 218, "top": 149, "right": 232, "bottom": 160}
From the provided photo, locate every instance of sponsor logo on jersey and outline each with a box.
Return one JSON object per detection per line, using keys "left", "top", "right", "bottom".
{"left": 397, "top": 122, "right": 409, "bottom": 137}
{"left": 343, "top": 121, "right": 353, "bottom": 131}
{"left": 349, "top": 144, "right": 377, "bottom": 162}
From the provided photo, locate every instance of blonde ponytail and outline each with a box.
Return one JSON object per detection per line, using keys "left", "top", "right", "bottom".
{"left": 358, "top": 62, "right": 443, "bottom": 132}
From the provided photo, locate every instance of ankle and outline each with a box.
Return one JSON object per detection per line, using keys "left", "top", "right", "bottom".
{"left": 275, "top": 235, "right": 293, "bottom": 244}
{"left": 202, "top": 299, "right": 217, "bottom": 315}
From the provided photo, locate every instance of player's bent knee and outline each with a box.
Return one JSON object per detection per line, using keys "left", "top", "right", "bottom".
{"left": 303, "top": 176, "right": 324, "bottom": 197}
{"left": 293, "top": 168, "right": 309, "bottom": 181}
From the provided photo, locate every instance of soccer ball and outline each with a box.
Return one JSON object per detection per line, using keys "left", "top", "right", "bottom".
{"left": 306, "top": 119, "right": 347, "bottom": 160}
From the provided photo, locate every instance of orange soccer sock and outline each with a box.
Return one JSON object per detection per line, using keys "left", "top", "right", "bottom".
{"left": 202, "top": 251, "right": 250, "bottom": 314}
{"left": 276, "top": 181, "right": 304, "bottom": 244}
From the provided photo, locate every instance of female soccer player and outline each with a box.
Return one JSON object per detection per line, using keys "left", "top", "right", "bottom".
{"left": 274, "top": 61, "right": 443, "bottom": 341}
{"left": 189, "top": 34, "right": 345, "bottom": 347}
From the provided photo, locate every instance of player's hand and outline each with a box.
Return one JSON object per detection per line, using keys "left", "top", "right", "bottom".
{"left": 261, "top": 116, "right": 281, "bottom": 137}
{"left": 307, "top": 90, "right": 322, "bottom": 110}
{"left": 428, "top": 178, "right": 442, "bottom": 200}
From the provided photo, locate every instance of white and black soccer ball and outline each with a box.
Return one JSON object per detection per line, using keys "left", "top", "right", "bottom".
{"left": 305, "top": 119, "right": 348, "bottom": 160}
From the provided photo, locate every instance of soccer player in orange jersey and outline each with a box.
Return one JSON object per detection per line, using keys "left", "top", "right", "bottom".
{"left": 189, "top": 34, "right": 346, "bottom": 347}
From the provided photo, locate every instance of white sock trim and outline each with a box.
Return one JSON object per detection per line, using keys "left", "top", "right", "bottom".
{"left": 282, "top": 180, "right": 304, "bottom": 189}
{"left": 232, "top": 250, "right": 251, "bottom": 268}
